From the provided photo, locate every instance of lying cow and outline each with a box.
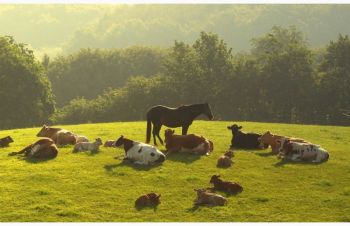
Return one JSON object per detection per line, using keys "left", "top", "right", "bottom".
{"left": 210, "top": 175, "right": 243, "bottom": 194}
{"left": 164, "top": 129, "right": 213, "bottom": 155}
{"left": 258, "top": 131, "right": 307, "bottom": 154}
{"left": 115, "top": 135, "right": 166, "bottom": 165}
{"left": 193, "top": 188, "right": 227, "bottom": 206}
{"left": 227, "top": 124, "right": 267, "bottom": 149}
{"left": 37, "top": 124, "right": 76, "bottom": 146}
{"left": 76, "top": 135, "right": 89, "bottom": 143}
{"left": 8, "top": 138, "right": 58, "bottom": 159}
{"left": 73, "top": 138, "right": 102, "bottom": 153}
{"left": 278, "top": 139, "right": 329, "bottom": 163}
{"left": 217, "top": 150, "right": 234, "bottom": 168}
{"left": 104, "top": 140, "right": 116, "bottom": 147}
{"left": 135, "top": 193, "right": 161, "bottom": 209}
{"left": 0, "top": 136, "right": 14, "bottom": 147}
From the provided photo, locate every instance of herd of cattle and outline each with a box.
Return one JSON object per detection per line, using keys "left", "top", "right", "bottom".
{"left": 0, "top": 119, "right": 329, "bottom": 209}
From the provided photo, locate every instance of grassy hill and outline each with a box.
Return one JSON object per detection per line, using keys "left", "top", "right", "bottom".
{"left": 0, "top": 121, "right": 349, "bottom": 222}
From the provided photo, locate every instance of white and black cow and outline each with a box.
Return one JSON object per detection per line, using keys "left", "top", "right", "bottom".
{"left": 115, "top": 135, "right": 166, "bottom": 165}
{"left": 278, "top": 139, "right": 329, "bottom": 163}
{"left": 227, "top": 124, "right": 267, "bottom": 149}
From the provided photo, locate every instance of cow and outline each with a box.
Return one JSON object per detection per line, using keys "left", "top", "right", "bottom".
{"left": 210, "top": 175, "right": 243, "bottom": 194}
{"left": 8, "top": 138, "right": 58, "bottom": 160}
{"left": 76, "top": 135, "right": 89, "bottom": 143}
{"left": 73, "top": 138, "right": 102, "bottom": 153}
{"left": 164, "top": 129, "right": 213, "bottom": 155}
{"left": 193, "top": 188, "right": 227, "bottom": 206}
{"left": 0, "top": 136, "right": 14, "bottom": 147}
{"left": 104, "top": 140, "right": 116, "bottom": 147}
{"left": 36, "top": 125, "right": 76, "bottom": 146}
{"left": 227, "top": 124, "right": 267, "bottom": 150}
{"left": 135, "top": 193, "right": 161, "bottom": 209}
{"left": 278, "top": 139, "right": 329, "bottom": 163}
{"left": 114, "top": 135, "right": 166, "bottom": 165}
{"left": 217, "top": 150, "right": 234, "bottom": 168}
{"left": 258, "top": 131, "right": 308, "bottom": 154}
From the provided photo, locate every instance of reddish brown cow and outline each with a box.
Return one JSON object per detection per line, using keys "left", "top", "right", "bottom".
{"left": 135, "top": 193, "right": 161, "bottom": 209}
{"left": 164, "top": 129, "right": 213, "bottom": 155}
{"left": 37, "top": 125, "right": 76, "bottom": 146}
{"left": 8, "top": 138, "right": 58, "bottom": 159}
{"left": 0, "top": 136, "right": 14, "bottom": 147}
{"left": 210, "top": 175, "right": 243, "bottom": 194}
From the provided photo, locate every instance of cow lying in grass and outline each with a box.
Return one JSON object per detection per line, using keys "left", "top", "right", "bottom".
{"left": 8, "top": 138, "right": 58, "bottom": 159}
{"left": 193, "top": 188, "right": 227, "bottom": 206}
{"left": 0, "top": 136, "right": 14, "bottom": 147}
{"left": 37, "top": 125, "right": 76, "bottom": 146}
{"left": 258, "top": 131, "right": 307, "bottom": 154}
{"left": 76, "top": 135, "right": 89, "bottom": 143}
{"left": 135, "top": 193, "right": 161, "bottom": 209}
{"left": 73, "top": 138, "right": 102, "bottom": 153}
{"left": 217, "top": 150, "right": 234, "bottom": 168}
{"left": 210, "top": 175, "right": 243, "bottom": 194}
{"left": 164, "top": 129, "right": 213, "bottom": 155}
{"left": 104, "top": 140, "right": 116, "bottom": 147}
{"left": 115, "top": 135, "right": 166, "bottom": 165}
{"left": 227, "top": 124, "right": 267, "bottom": 149}
{"left": 278, "top": 139, "right": 329, "bottom": 163}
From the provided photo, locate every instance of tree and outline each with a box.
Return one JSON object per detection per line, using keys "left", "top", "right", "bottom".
{"left": 0, "top": 36, "right": 55, "bottom": 129}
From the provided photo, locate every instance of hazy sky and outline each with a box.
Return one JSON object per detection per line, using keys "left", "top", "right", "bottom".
{"left": 1, "top": 4, "right": 349, "bottom": 59}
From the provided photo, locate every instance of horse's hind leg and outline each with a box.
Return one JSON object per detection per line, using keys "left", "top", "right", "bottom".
{"left": 153, "top": 124, "right": 163, "bottom": 146}
{"left": 182, "top": 124, "right": 190, "bottom": 135}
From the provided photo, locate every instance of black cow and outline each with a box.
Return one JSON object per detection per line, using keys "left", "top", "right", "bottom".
{"left": 0, "top": 136, "right": 14, "bottom": 147}
{"left": 227, "top": 124, "right": 267, "bottom": 149}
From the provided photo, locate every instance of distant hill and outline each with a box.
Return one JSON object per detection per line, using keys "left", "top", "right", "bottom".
{"left": 1, "top": 4, "right": 350, "bottom": 58}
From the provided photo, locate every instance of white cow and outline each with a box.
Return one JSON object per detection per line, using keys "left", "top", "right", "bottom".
{"left": 115, "top": 135, "right": 166, "bottom": 165}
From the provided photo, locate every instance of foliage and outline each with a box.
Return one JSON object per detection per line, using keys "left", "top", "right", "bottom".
{"left": 0, "top": 36, "right": 55, "bottom": 129}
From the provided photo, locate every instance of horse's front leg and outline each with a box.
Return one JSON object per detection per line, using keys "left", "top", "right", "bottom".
{"left": 182, "top": 124, "right": 190, "bottom": 135}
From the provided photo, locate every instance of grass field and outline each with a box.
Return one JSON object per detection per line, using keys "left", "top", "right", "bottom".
{"left": 0, "top": 121, "right": 349, "bottom": 222}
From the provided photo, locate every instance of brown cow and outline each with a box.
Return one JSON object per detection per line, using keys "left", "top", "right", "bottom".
{"left": 135, "top": 192, "right": 161, "bottom": 209}
{"left": 210, "top": 175, "right": 243, "bottom": 194}
{"left": 36, "top": 125, "right": 76, "bottom": 146}
{"left": 164, "top": 129, "right": 213, "bottom": 155}
{"left": 0, "top": 136, "right": 14, "bottom": 147}
{"left": 194, "top": 188, "right": 227, "bottom": 206}
{"left": 258, "top": 131, "right": 307, "bottom": 154}
{"left": 8, "top": 138, "right": 58, "bottom": 159}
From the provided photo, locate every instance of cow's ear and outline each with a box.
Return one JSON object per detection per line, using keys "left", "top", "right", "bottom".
{"left": 238, "top": 126, "right": 242, "bottom": 129}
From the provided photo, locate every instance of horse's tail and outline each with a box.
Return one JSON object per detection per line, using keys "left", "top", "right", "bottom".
{"left": 146, "top": 113, "right": 152, "bottom": 144}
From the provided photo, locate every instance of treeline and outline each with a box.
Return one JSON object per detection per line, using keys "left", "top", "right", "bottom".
{"left": 50, "top": 26, "right": 350, "bottom": 126}
{"left": 1, "top": 26, "right": 349, "bottom": 130}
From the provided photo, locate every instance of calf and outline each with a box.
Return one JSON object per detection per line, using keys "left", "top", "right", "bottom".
{"left": 164, "top": 129, "right": 213, "bottom": 155}
{"left": 37, "top": 124, "right": 76, "bottom": 146}
{"left": 115, "top": 135, "right": 166, "bottom": 165}
{"left": 104, "top": 140, "right": 116, "bottom": 147}
{"left": 135, "top": 193, "right": 161, "bottom": 209}
{"left": 193, "top": 188, "right": 227, "bottom": 206}
{"left": 8, "top": 138, "right": 58, "bottom": 159}
{"left": 258, "top": 131, "right": 308, "bottom": 154}
{"left": 76, "top": 135, "right": 89, "bottom": 143}
{"left": 73, "top": 138, "right": 102, "bottom": 153}
{"left": 210, "top": 175, "right": 243, "bottom": 194}
{"left": 217, "top": 150, "right": 234, "bottom": 168}
{"left": 278, "top": 139, "right": 329, "bottom": 163}
{"left": 227, "top": 124, "right": 267, "bottom": 149}
{"left": 0, "top": 136, "right": 14, "bottom": 147}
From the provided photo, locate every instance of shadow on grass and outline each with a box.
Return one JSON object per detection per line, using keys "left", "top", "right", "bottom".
{"left": 164, "top": 151, "right": 202, "bottom": 164}
{"left": 104, "top": 160, "right": 163, "bottom": 172}
{"left": 274, "top": 159, "right": 327, "bottom": 167}
{"left": 255, "top": 152, "right": 276, "bottom": 157}
{"left": 135, "top": 205, "right": 159, "bottom": 212}
{"left": 23, "top": 157, "right": 56, "bottom": 163}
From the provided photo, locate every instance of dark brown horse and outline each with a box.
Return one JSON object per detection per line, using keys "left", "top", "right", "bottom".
{"left": 146, "top": 103, "right": 213, "bottom": 145}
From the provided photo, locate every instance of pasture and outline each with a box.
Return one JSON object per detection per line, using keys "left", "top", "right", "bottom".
{"left": 0, "top": 121, "right": 349, "bottom": 222}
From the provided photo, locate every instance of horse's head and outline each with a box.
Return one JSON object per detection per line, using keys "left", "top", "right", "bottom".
{"left": 203, "top": 103, "right": 214, "bottom": 120}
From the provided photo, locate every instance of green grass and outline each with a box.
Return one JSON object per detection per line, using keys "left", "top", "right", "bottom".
{"left": 0, "top": 121, "right": 349, "bottom": 222}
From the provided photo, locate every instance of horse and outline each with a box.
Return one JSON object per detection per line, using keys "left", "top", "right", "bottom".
{"left": 146, "top": 103, "right": 214, "bottom": 145}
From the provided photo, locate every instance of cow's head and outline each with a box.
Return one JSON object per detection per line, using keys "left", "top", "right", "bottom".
{"left": 95, "top": 138, "right": 103, "bottom": 146}
{"left": 210, "top": 174, "right": 221, "bottom": 184}
{"left": 36, "top": 124, "right": 49, "bottom": 137}
{"left": 164, "top": 129, "right": 175, "bottom": 139}
{"left": 258, "top": 131, "right": 274, "bottom": 147}
{"left": 227, "top": 124, "right": 242, "bottom": 135}
{"left": 115, "top": 135, "right": 125, "bottom": 147}
{"left": 147, "top": 193, "right": 161, "bottom": 205}
{"left": 140, "top": 147, "right": 166, "bottom": 164}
